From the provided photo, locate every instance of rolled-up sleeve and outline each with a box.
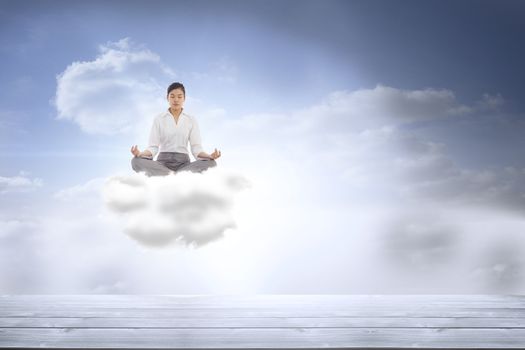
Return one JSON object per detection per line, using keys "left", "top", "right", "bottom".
{"left": 189, "top": 118, "right": 204, "bottom": 160}
{"left": 146, "top": 117, "right": 160, "bottom": 159}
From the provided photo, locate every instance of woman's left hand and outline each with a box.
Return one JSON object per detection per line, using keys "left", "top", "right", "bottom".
{"left": 210, "top": 148, "right": 221, "bottom": 160}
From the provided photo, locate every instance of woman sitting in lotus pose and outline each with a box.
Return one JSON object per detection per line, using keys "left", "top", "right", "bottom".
{"left": 131, "top": 82, "right": 221, "bottom": 176}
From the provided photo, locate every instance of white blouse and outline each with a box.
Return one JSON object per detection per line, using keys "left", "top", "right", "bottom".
{"left": 146, "top": 109, "right": 205, "bottom": 160}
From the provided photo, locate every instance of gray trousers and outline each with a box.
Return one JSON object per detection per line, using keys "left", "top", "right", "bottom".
{"left": 131, "top": 152, "right": 216, "bottom": 176}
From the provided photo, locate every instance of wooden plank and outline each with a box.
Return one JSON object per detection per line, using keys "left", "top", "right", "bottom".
{"left": 1, "top": 316, "right": 525, "bottom": 329}
{"left": 2, "top": 295, "right": 524, "bottom": 307}
{"left": 2, "top": 296, "right": 525, "bottom": 319}
{"left": 2, "top": 294, "right": 525, "bottom": 306}
{"left": 2, "top": 297, "right": 525, "bottom": 314}
{"left": 2, "top": 294, "right": 524, "bottom": 300}
{"left": 2, "top": 308, "right": 524, "bottom": 318}
{"left": 1, "top": 327, "right": 525, "bottom": 348}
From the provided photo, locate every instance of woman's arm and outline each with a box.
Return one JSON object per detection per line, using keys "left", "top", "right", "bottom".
{"left": 189, "top": 116, "right": 221, "bottom": 160}
{"left": 189, "top": 118, "right": 205, "bottom": 160}
{"left": 130, "top": 116, "right": 159, "bottom": 159}
{"left": 146, "top": 117, "right": 160, "bottom": 159}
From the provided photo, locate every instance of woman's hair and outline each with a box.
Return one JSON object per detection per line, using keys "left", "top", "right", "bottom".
{"left": 167, "top": 82, "right": 185, "bottom": 96}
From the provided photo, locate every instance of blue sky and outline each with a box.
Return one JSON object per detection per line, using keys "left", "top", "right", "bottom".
{"left": 2, "top": 0, "right": 525, "bottom": 294}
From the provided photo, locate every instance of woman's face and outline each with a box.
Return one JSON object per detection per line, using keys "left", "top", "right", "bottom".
{"left": 167, "top": 88, "right": 185, "bottom": 110}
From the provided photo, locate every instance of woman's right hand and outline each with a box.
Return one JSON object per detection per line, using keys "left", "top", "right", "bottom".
{"left": 131, "top": 145, "right": 141, "bottom": 157}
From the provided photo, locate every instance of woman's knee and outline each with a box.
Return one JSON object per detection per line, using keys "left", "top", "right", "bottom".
{"left": 201, "top": 159, "right": 216, "bottom": 171}
{"left": 131, "top": 157, "right": 142, "bottom": 171}
{"left": 194, "top": 159, "right": 216, "bottom": 173}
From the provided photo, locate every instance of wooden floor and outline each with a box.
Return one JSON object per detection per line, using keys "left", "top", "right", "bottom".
{"left": 1, "top": 295, "right": 525, "bottom": 349}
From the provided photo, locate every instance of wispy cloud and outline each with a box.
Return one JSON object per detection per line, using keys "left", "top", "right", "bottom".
{"left": 53, "top": 177, "right": 105, "bottom": 201}
{"left": 0, "top": 171, "right": 43, "bottom": 194}
{"left": 302, "top": 85, "right": 473, "bottom": 128}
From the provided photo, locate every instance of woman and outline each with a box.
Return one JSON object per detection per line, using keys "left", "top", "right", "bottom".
{"left": 131, "top": 82, "right": 221, "bottom": 176}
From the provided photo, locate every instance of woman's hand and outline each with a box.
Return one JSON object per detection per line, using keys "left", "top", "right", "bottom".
{"left": 210, "top": 148, "right": 221, "bottom": 160}
{"left": 197, "top": 149, "right": 221, "bottom": 160}
{"left": 131, "top": 145, "right": 141, "bottom": 157}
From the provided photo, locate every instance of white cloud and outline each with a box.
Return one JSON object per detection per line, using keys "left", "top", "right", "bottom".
{"left": 0, "top": 219, "right": 38, "bottom": 239}
{"left": 468, "top": 237, "right": 525, "bottom": 293}
{"left": 0, "top": 171, "right": 43, "bottom": 194}
{"left": 341, "top": 85, "right": 466, "bottom": 121}
{"left": 398, "top": 165, "right": 525, "bottom": 210}
{"left": 103, "top": 168, "right": 250, "bottom": 248}
{"left": 380, "top": 211, "right": 461, "bottom": 273}
{"left": 0, "top": 217, "right": 45, "bottom": 293}
{"left": 213, "top": 85, "right": 525, "bottom": 212}
{"left": 53, "top": 177, "right": 105, "bottom": 201}
{"left": 54, "top": 38, "right": 174, "bottom": 135}
{"left": 286, "top": 85, "right": 473, "bottom": 133}
{"left": 204, "top": 85, "right": 477, "bottom": 170}
{"left": 320, "top": 124, "right": 525, "bottom": 212}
